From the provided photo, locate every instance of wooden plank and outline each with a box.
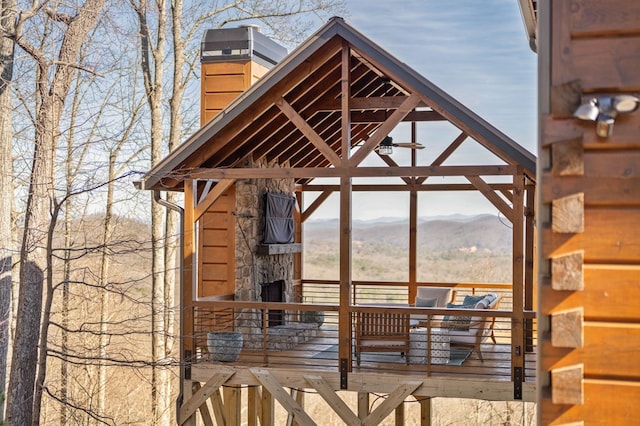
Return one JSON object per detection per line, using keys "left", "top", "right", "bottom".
{"left": 184, "top": 165, "right": 518, "bottom": 180}
{"left": 572, "top": 37, "right": 640, "bottom": 91}
{"left": 305, "top": 375, "right": 361, "bottom": 425}
{"left": 201, "top": 246, "right": 229, "bottom": 259}
{"left": 204, "top": 92, "right": 243, "bottom": 110}
{"left": 542, "top": 207, "right": 640, "bottom": 261}
{"left": 540, "top": 380, "right": 640, "bottom": 424}
{"left": 202, "top": 229, "right": 230, "bottom": 242}
{"left": 261, "top": 387, "right": 274, "bottom": 426}
{"left": 211, "top": 389, "right": 225, "bottom": 426}
{"left": 570, "top": 0, "right": 640, "bottom": 36}
{"left": 552, "top": 193, "right": 584, "bottom": 233}
{"left": 511, "top": 171, "right": 526, "bottom": 377}
{"left": 302, "top": 190, "right": 333, "bottom": 222}
{"left": 540, "top": 265, "right": 640, "bottom": 320}
{"left": 201, "top": 264, "right": 228, "bottom": 281}
{"left": 363, "top": 381, "right": 422, "bottom": 426}
{"left": 419, "top": 397, "right": 431, "bottom": 426}
{"left": 542, "top": 115, "right": 640, "bottom": 149}
{"left": 179, "top": 370, "right": 234, "bottom": 424}
{"left": 251, "top": 368, "right": 316, "bottom": 426}
{"left": 551, "top": 364, "right": 584, "bottom": 405}
{"left": 542, "top": 146, "right": 640, "bottom": 204}
{"left": 277, "top": 97, "right": 341, "bottom": 167}
{"left": 541, "top": 175, "right": 640, "bottom": 205}
{"left": 551, "top": 0, "right": 580, "bottom": 117}
{"left": 202, "top": 74, "right": 246, "bottom": 91}
{"left": 541, "top": 322, "right": 640, "bottom": 379}
{"left": 395, "top": 400, "right": 405, "bottom": 426}
{"left": 551, "top": 251, "right": 584, "bottom": 291}
{"left": 202, "top": 61, "right": 247, "bottom": 76}
{"left": 357, "top": 392, "right": 369, "bottom": 420}
{"left": 183, "top": 180, "right": 195, "bottom": 368}
{"left": 201, "top": 280, "right": 234, "bottom": 297}
{"left": 339, "top": 174, "right": 352, "bottom": 371}
{"left": 551, "top": 308, "right": 584, "bottom": 348}
{"left": 466, "top": 176, "right": 513, "bottom": 221}
{"left": 192, "top": 383, "right": 214, "bottom": 426}
{"left": 200, "top": 212, "right": 230, "bottom": 229}
{"left": 224, "top": 386, "right": 241, "bottom": 426}
{"left": 192, "top": 367, "right": 538, "bottom": 402}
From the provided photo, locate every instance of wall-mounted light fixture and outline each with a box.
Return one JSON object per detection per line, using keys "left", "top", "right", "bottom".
{"left": 573, "top": 94, "right": 639, "bottom": 138}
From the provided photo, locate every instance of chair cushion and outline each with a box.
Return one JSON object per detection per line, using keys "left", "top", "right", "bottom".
{"left": 462, "top": 294, "right": 485, "bottom": 306}
{"left": 415, "top": 296, "right": 437, "bottom": 307}
{"left": 416, "top": 287, "right": 452, "bottom": 307}
{"left": 444, "top": 303, "right": 474, "bottom": 331}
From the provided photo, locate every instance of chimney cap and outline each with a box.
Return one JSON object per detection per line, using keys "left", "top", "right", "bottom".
{"left": 201, "top": 26, "right": 287, "bottom": 67}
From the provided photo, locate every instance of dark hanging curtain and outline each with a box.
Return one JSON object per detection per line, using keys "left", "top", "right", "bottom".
{"left": 263, "top": 192, "right": 295, "bottom": 244}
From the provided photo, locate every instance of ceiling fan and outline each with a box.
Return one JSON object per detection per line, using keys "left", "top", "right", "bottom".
{"left": 377, "top": 136, "right": 424, "bottom": 155}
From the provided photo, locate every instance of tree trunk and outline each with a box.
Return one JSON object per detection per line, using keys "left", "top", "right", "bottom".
{"left": 0, "top": 0, "right": 16, "bottom": 421}
{"left": 6, "top": 2, "right": 106, "bottom": 424}
{"left": 134, "top": 0, "right": 168, "bottom": 422}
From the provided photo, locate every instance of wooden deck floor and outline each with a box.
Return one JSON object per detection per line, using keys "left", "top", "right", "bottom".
{"left": 193, "top": 324, "right": 537, "bottom": 400}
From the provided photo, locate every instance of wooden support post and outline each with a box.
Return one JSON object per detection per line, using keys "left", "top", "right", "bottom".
{"left": 338, "top": 41, "right": 353, "bottom": 380}
{"left": 211, "top": 390, "right": 225, "bottom": 426}
{"left": 524, "top": 184, "right": 536, "bottom": 353}
{"left": 182, "top": 380, "right": 196, "bottom": 426}
{"left": 418, "top": 397, "right": 431, "bottom": 426}
{"left": 182, "top": 180, "right": 196, "bottom": 426}
{"left": 395, "top": 401, "right": 405, "bottom": 426}
{"left": 223, "top": 386, "right": 241, "bottom": 426}
{"left": 248, "top": 386, "right": 258, "bottom": 426}
{"left": 511, "top": 169, "right": 525, "bottom": 382}
{"left": 358, "top": 392, "right": 369, "bottom": 420}
{"left": 261, "top": 386, "right": 274, "bottom": 426}
{"left": 286, "top": 388, "right": 306, "bottom": 426}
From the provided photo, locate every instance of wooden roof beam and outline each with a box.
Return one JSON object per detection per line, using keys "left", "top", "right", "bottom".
{"left": 276, "top": 97, "right": 342, "bottom": 167}
{"left": 349, "top": 93, "right": 422, "bottom": 166}
{"left": 182, "top": 165, "right": 516, "bottom": 180}
{"left": 416, "top": 131, "right": 468, "bottom": 184}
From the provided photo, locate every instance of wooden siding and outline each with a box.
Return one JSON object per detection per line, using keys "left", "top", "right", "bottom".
{"left": 198, "top": 186, "right": 235, "bottom": 298}
{"left": 539, "top": 0, "right": 640, "bottom": 423}
{"left": 200, "top": 61, "right": 270, "bottom": 125}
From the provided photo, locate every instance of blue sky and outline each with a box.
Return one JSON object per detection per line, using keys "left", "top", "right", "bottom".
{"left": 345, "top": 0, "right": 537, "bottom": 152}
{"left": 305, "top": 0, "right": 537, "bottom": 220}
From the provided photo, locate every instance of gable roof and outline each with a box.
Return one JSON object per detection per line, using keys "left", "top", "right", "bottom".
{"left": 140, "top": 17, "right": 536, "bottom": 191}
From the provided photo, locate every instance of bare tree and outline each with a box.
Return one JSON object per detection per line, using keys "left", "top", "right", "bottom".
{"left": 6, "top": 1, "right": 107, "bottom": 424}
{"left": 0, "top": 1, "right": 17, "bottom": 421}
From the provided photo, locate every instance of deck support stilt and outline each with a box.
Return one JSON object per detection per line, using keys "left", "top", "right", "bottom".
{"left": 261, "top": 386, "right": 274, "bottom": 426}
{"left": 358, "top": 392, "right": 369, "bottom": 420}
{"left": 418, "top": 396, "right": 431, "bottom": 426}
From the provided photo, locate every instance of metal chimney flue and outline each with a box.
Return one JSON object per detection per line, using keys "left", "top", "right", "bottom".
{"left": 199, "top": 26, "right": 287, "bottom": 125}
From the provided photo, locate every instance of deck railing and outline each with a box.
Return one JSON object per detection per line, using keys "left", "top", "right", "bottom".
{"left": 189, "top": 281, "right": 536, "bottom": 383}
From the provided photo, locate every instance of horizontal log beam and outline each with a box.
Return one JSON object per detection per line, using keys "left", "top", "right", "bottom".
{"left": 179, "top": 165, "right": 517, "bottom": 180}
{"left": 301, "top": 183, "right": 530, "bottom": 192}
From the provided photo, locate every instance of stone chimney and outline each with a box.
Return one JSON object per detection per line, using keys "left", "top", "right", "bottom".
{"left": 200, "top": 25, "right": 287, "bottom": 125}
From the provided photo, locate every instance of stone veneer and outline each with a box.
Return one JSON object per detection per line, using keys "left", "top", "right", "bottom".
{"left": 233, "top": 157, "right": 299, "bottom": 348}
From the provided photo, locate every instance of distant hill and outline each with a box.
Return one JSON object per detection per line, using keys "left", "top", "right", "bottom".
{"left": 305, "top": 214, "right": 512, "bottom": 254}
{"left": 303, "top": 214, "right": 512, "bottom": 283}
